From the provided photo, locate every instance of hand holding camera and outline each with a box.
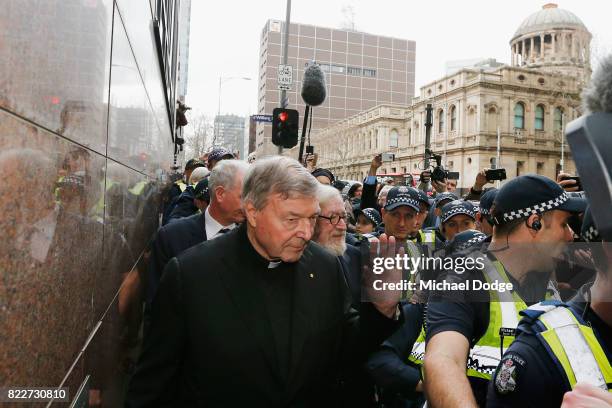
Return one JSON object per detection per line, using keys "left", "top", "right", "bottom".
{"left": 557, "top": 172, "right": 582, "bottom": 192}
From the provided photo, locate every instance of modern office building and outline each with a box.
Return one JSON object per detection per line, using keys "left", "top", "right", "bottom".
{"left": 214, "top": 114, "right": 247, "bottom": 158}
{"left": 177, "top": 0, "right": 192, "bottom": 101}
{"left": 255, "top": 19, "right": 416, "bottom": 157}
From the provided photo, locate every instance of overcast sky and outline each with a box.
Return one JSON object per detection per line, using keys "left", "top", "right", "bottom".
{"left": 184, "top": 0, "right": 612, "bottom": 118}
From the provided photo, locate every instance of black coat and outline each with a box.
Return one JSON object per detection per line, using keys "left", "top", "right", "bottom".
{"left": 145, "top": 212, "right": 207, "bottom": 307}
{"left": 167, "top": 186, "right": 198, "bottom": 223}
{"left": 339, "top": 244, "right": 362, "bottom": 310}
{"left": 128, "top": 226, "right": 399, "bottom": 407}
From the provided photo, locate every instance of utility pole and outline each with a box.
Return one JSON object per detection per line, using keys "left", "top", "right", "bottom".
{"left": 278, "top": 0, "right": 291, "bottom": 155}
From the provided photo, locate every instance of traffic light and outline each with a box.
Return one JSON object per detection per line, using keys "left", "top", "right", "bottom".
{"left": 272, "top": 108, "right": 299, "bottom": 148}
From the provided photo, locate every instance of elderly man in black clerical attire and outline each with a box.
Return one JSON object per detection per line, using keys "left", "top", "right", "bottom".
{"left": 126, "top": 156, "right": 402, "bottom": 407}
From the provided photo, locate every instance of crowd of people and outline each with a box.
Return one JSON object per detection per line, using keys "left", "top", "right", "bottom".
{"left": 125, "top": 57, "right": 612, "bottom": 408}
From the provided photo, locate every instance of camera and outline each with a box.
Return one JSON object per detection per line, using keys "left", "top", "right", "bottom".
{"left": 560, "top": 175, "right": 581, "bottom": 190}
{"left": 382, "top": 152, "right": 395, "bottom": 162}
{"left": 426, "top": 149, "right": 459, "bottom": 182}
{"left": 306, "top": 145, "right": 314, "bottom": 154}
{"left": 485, "top": 168, "right": 507, "bottom": 181}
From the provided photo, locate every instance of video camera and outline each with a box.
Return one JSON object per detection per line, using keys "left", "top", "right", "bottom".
{"left": 425, "top": 149, "right": 459, "bottom": 182}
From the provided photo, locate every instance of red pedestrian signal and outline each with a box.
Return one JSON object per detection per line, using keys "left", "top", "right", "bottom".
{"left": 272, "top": 108, "right": 299, "bottom": 148}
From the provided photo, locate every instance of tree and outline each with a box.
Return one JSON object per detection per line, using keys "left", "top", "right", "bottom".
{"left": 184, "top": 111, "right": 213, "bottom": 159}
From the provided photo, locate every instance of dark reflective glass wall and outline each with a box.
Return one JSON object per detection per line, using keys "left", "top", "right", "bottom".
{"left": 0, "top": 0, "right": 176, "bottom": 406}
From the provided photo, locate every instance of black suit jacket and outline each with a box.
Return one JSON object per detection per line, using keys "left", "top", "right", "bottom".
{"left": 339, "top": 244, "right": 362, "bottom": 309}
{"left": 128, "top": 226, "right": 399, "bottom": 407}
{"left": 145, "top": 212, "right": 207, "bottom": 307}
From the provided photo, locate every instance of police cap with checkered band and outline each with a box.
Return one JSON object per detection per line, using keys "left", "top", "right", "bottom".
{"left": 491, "top": 174, "right": 586, "bottom": 226}
{"left": 384, "top": 186, "right": 421, "bottom": 212}
{"left": 440, "top": 200, "right": 477, "bottom": 223}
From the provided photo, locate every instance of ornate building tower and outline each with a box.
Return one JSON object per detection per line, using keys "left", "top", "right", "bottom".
{"left": 510, "top": 3, "right": 591, "bottom": 84}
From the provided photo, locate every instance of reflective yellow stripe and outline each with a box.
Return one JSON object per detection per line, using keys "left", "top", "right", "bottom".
{"left": 541, "top": 329, "right": 577, "bottom": 386}
{"left": 467, "top": 259, "right": 529, "bottom": 380}
{"left": 538, "top": 306, "right": 612, "bottom": 391}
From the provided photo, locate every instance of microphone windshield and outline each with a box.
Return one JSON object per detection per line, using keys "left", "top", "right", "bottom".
{"left": 583, "top": 54, "right": 612, "bottom": 114}
{"left": 301, "top": 63, "right": 327, "bottom": 106}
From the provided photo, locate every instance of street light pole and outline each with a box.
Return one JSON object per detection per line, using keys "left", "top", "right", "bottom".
{"left": 215, "top": 76, "right": 252, "bottom": 147}
{"left": 278, "top": 0, "right": 292, "bottom": 155}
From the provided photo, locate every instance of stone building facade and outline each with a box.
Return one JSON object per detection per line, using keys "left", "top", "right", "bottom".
{"left": 313, "top": 3, "right": 589, "bottom": 189}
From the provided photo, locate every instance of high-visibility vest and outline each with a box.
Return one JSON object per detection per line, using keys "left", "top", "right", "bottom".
{"left": 418, "top": 230, "right": 437, "bottom": 245}
{"left": 408, "top": 258, "right": 558, "bottom": 380}
{"left": 465, "top": 258, "right": 529, "bottom": 380}
{"left": 129, "top": 180, "right": 147, "bottom": 195}
{"left": 522, "top": 302, "right": 612, "bottom": 391}
{"left": 175, "top": 180, "right": 187, "bottom": 192}
{"left": 90, "top": 180, "right": 119, "bottom": 222}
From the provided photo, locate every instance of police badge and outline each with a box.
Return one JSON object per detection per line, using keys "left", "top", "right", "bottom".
{"left": 495, "top": 358, "right": 517, "bottom": 394}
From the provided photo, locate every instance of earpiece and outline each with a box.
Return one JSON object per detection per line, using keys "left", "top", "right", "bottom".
{"left": 531, "top": 218, "right": 542, "bottom": 231}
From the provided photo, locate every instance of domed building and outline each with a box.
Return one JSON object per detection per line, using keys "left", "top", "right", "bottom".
{"left": 313, "top": 4, "right": 590, "bottom": 191}
{"left": 510, "top": 3, "right": 592, "bottom": 83}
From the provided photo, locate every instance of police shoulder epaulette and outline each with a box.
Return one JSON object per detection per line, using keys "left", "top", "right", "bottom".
{"left": 519, "top": 300, "right": 566, "bottom": 321}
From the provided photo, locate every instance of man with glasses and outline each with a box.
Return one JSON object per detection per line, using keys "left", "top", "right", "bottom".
{"left": 313, "top": 185, "right": 359, "bottom": 306}
{"left": 312, "top": 184, "right": 378, "bottom": 408}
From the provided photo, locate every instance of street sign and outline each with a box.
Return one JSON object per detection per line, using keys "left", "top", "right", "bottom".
{"left": 252, "top": 114, "right": 273, "bottom": 123}
{"left": 277, "top": 64, "right": 293, "bottom": 90}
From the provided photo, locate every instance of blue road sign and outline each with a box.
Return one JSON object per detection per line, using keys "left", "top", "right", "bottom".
{"left": 252, "top": 114, "right": 273, "bottom": 123}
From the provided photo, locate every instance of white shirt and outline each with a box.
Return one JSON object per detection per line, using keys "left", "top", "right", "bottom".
{"left": 204, "top": 207, "right": 236, "bottom": 240}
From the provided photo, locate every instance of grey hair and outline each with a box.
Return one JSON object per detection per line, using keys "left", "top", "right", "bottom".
{"left": 378, "top": 184, "right": 393, "bottom": 199}
{"left": 242, "top": 156, "right": 319, "bottom": 210}
{"left": 316, "top": 184, "right": 342, "bottom": 208}
{"left": 208, "top": 160, "right": 249, "bottom": 199}
{"left": 582, "top": 53, "right": 612, "bottom": 114}
{"left": 189, "top": 166, "right": 210, "bottom": 185}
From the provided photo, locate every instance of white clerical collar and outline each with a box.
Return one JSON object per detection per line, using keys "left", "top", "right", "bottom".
{"left": 204, "top": 207, "right": 235, "bottom": 239}
{"left": 268, "top": 260, "right": 282, "bottom": 269}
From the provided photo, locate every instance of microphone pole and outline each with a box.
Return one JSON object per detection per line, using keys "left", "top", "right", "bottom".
{"left": 297, "top": 105, "right": 310, "bottom": 164}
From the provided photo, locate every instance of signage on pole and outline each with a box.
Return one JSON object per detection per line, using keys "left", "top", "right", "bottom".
{"left": 252, "top": 114, "right": 273, "bottom": 123}
{"left": 277, "top": 64, "right": 293, "bottom": 90}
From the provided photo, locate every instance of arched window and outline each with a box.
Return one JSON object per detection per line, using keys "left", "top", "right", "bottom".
{"left": 450, "top": 105, "right": 457, "bottom": 131}
{"left": 467, "top": 107, "right": 476, "bottom": 134}
{"left": 514, "top": 102, "right": 525, "bottom": 129}
{"left": 535, "top": 104, "right": 545, "bottom": 131}
{"left": 554, "top": 107, "right": 564, "bottom": 131}
{"left": 438, "top": 109, "right": 445, "bottom": 133}
{"left": 488, "top": 106, "right": 498, "bottom": 133}
{"left": 408, "top": 128, "right": 412, "bottom": 146}
{"left": 389, "top": 129, "right": 399, "bottom": 148}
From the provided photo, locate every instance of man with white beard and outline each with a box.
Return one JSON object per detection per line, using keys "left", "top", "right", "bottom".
{"left": 313, "top": 185, "right": 361, "bottom": 308}
{"left": 312, "top": 183, "right": 374, "bottom": 408}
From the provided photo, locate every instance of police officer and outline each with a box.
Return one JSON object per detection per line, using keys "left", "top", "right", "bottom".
{"left": 422, "top": 191, "right": 458, "bottom": 229}
{"left": 354, "top": 207, "right": 382, "bottom": 235}
{"left": 476, "top": 188, "right": 498, "bottom": 236}
{"left": 424, "top": 174, "right": 586, "bottom": 407}
{"left": 437, "top": 200, "right": 477, "bottom": 242}
{"left": 367, "top": 229, "right": 488, "bottom": 408}
{"left": 162, "top": 158, "right": 205, "bottom": 225}
{"left": 406, "top": 187, "right": 440, "bottom": 246}
{"left": 486, "top": 207, "right": 611, "bottom": 408}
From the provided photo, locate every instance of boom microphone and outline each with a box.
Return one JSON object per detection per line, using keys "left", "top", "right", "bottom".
{"left": 582, "top": 55, "right": 612, "bottom": 114}
{"left": 566, "top": 53, "right": 612, "bottom": 241}
{"left": 301, "top": 63, "right": 327, "bottom": 106}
